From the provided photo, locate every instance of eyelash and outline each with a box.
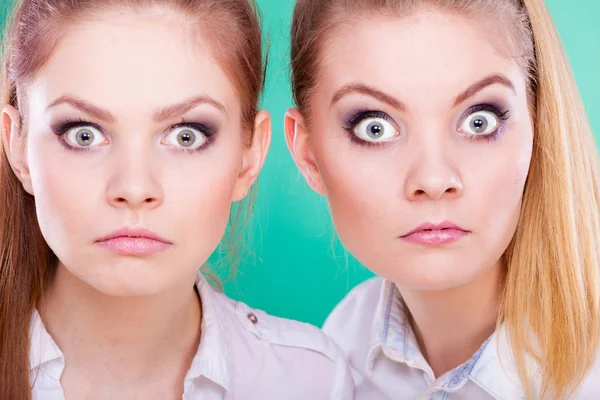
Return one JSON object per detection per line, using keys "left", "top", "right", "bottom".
{"left": 342, "top": 103, "right": 511, "bottom": 147}
{"left": 168, "top": 119, "right": 217, "bottom": 154}
{"left": 51, "top": 118, "right": 218, "bottom": 153}
{"left": 51, "top": 118, "right": 104, "bottom": 153}
{"left": 342, "top": 110, "right": 396, "bottom": 148}
{"left": 461, "top": 103, "right": 510, "bottom": 141}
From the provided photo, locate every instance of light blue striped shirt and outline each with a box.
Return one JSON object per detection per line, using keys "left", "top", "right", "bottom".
{"left": 324, "top": 277, "right": 600, "bottom": 399}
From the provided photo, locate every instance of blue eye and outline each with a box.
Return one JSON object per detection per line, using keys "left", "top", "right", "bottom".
{"left": 353, "top": 117, "right": 399, "bottom": 143}
{"left": 65, "top": 126, "right": 107, "bottom": 148}
{"left": 459, "top": 110, "right": 500, "bottom": 136}
{"left": 162, "top": 126, "right": 207, "bottom": 150}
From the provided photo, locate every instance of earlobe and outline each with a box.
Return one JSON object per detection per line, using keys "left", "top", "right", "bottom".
{"left": 2, "top": 105, "right": 33, "bottom": 195}
{"left": 284, "top": 108, "right": 326, "bottom": 196}
{"left": 231, "top": 110, "right": 272, "bottom": 202}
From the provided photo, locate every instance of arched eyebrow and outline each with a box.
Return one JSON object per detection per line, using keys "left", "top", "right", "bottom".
{"left": 47, "top": 95, "right": 227, "bottom": 123}
{"left": 453, "top": 74, "right": 515, "bottom": 106}
{"left": 153, "top": 95, "right": 226, "bottom": 122}
{"left": 330, "top": 74, "right": 515, "bottom": 111}
{"left": 331, "top": 84, "right": 406, "bottom": 111}
{"left": 48, "top": 96, "right": 115, "bottom": 123}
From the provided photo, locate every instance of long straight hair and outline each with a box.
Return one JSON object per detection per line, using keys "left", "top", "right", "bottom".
{"left": 290, "top": 0, "right": 600, "bottom": 398}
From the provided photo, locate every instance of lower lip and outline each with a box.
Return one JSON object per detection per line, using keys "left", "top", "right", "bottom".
{"left": 96, "top": 237, "right": 171, "bottom": 256}
{"left": 401, "top": 229, "right": 469, "bottom": 245}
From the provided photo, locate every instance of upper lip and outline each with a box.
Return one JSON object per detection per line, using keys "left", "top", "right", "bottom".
{"left": 401, "top": 221, "right": 469, "bottom": 237}
{"left": 96, "top": 227, "right": 171, "bottom": 244}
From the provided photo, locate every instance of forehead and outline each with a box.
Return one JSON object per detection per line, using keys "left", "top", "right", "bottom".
{"left": 319, "top": 11, "right": 527, "bottom": 105}
{"left": 28, "top": 8, "right": 238, "bottom": 116}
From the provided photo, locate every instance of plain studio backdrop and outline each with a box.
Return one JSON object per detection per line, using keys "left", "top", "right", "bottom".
{"left": 1, "top": 0, "right": 598, "bottom": 327}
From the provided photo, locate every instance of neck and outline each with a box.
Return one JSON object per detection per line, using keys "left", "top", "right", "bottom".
{"left": 41, "top": 263, "right": 202, "bottom": 384}
{"left": 398, "top": 261, "right": 503, "bottom": 378}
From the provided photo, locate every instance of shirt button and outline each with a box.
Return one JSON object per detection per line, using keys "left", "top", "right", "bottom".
{"left": 247, "top": 312, "right": 258, "bottom": 324}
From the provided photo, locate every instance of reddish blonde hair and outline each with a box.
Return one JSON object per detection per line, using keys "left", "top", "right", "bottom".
{"left": 0, "top": 1, "right": 265, "bottom": 398}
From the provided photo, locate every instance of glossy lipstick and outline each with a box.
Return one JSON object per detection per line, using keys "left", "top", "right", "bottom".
{"left": 400, "top": 221, "right": 469, "bottom": 245}
{"left": 95, "top": 228, "right": 172, "bottom": 256}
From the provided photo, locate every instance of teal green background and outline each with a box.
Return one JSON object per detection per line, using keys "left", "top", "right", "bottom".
{"left": 1, "top": 1, "right": 598, "bottom": 327}
{"left": 221, "top": 0, "right": 600, "bottom": 327}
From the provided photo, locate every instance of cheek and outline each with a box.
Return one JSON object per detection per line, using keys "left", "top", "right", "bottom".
{"left": 313, "top": 137, "right": 400, "bottom": 247}
{"left": 312, "top": 120, "right": 533, "bottom": 289}
{"left": 164, "top": 151, "right": 241, "bottom": 246}
{"left": 26, "top": 130, "right": 243, "bottom": 272}
{"left": 468, "top": 138, "right": 532, "bottom": 244}
{"left": 27, "top": 139, "right": 100, "bottom": 248}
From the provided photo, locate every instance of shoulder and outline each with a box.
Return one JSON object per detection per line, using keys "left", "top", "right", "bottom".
{"left": 323, "top": 277, "right": 384, "bottom": 348}
{"left": 207, "top": 285, "right": 340, "bottom": 360}
{"left": 574, "top": 353, "right": 600, "bottom": 397}
{"left": 325, "top": 277, "right": 383, "bottom": 324}
{"left": 322, "top": 277, "right": 385, "bottom": 389}
{"left": 204, "top": 285, "right": 355, "bottom": 399}
{"left": 234, "top": 296, "right": 344, "bottom": 361}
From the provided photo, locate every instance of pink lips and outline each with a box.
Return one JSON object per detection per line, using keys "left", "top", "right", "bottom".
{"left": 95, "top": 228, "right": 172, "bottom": 256}
{"left": 400, "top": 221, "right": 469, "bottom": 245}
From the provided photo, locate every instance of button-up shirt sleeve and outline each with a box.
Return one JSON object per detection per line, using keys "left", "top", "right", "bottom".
{"left": 30, "top": 272, "right": 355, "bottom": 400}
{"left": 323, "top": 277, "right": 600, "bottom": 400}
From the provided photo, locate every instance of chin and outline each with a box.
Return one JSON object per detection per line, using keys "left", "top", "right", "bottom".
{"left": 90, "top": 272, "right": 171, "bottom": 297}
{"left": 88, "top": 279, "right": 166, "bottom": 297}
{"left": 390, "top": 271, "right": 474, "bottom": 291}
{"left": 62, "top": 258, "right": 179, "bottom": 297}
{"left": 397, "top": 275, "right": 477, "bottom": 292}
{"left": 376, "top": 255, "right": 493, "bottom": 292}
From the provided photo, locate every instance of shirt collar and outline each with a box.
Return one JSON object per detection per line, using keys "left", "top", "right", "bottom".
{"left": 468, "top": 325, "right": 534, "bottom": 400}
{"left": 366, "top": 280, "right": 431, "bottom": 375}
{"left": 184, "top": 271, "right": 232, "bottom": 393}
{"left": 366, "top": 279, "right": 530, "bottom": 400}
{"left": 29, "top": 270, "right": 232, "bottom": 394}
{"left": 29, "top": 310, "right": 64, "bottom": 378}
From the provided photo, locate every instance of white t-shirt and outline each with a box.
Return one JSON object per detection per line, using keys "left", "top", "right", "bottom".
{"left": 323, "top": 277, "right": 600, "bottom": 400}
{"left": 29, "top": 272, "right": 355, "bottom": 400}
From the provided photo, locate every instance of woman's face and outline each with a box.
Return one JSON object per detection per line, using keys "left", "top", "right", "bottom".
{"left": 4, "top": 8, "right": 270, "bottom": 296}
{"left": 287, "top": 11, "right": 533, "bottom": 290}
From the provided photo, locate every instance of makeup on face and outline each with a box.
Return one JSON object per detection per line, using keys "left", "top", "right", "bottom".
{"left": 300, "top": 13, "right": 533, "bottom": 290}
{"left": 21, "top": 13, "right": 249, "bottom": 297}
{"left": 47, "top": 96, "right": 223, "bottom": 154}
{"left": 399, "top": 221, "right": 470, "bottom": 246}
{"left": 95, "top": 227, "right": 173, "bottom": 256}
{"left": 335, "top": 74, "right": 515, "bottom": 149}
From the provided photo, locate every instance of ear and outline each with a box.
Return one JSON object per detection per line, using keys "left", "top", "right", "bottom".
{"left": 2, "top": 105, "right": 33, "bottom": 195}
{"left": 231, "top": 110, "right": 272, "bottom": 202}
{"left": 284, "top": 108, "right": 325, "bottom": 196}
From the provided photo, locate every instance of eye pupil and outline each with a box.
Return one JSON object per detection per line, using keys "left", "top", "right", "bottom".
{"left": 177, "top": 130, "right": 196, "bottom": 147}
{"left": 367, "top": 122, "right": 384, "bottom": 139}
{"left": 470, "top": 116, "right": 488, "bottom": 133}
{"left": 76, "top": 129, "right": 94, "bottom": 146}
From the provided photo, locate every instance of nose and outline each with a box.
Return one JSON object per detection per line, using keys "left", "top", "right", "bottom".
{"left": 404, "top": 139, "right": 463, "bottom": 202}
{"left": 105, "top": 144, "right": 163, "bottom": 210}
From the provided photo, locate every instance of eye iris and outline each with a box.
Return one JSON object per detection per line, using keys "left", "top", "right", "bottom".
{"left": 76, "top": 129, "right": 94, "bottom": 146}
{"left": 470, "top": 115, "right": 488, "bottom": 133}
{"left": 366, "top": 121, "right": 384, "bottom": 139}
{"left": 177, "top": 130, "right": 196, "bottom": 147}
